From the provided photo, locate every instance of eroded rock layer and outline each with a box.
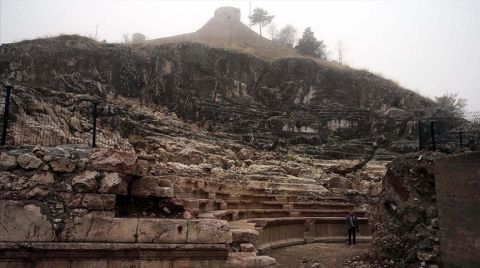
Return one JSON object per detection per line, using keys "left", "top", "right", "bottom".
{"left": 0, "top": 35, "right": 435, "bottom": 159}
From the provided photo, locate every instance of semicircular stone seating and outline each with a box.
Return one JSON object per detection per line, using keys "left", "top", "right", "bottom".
{"left": 162, "top": 165, "right": 372, "bottom": 266}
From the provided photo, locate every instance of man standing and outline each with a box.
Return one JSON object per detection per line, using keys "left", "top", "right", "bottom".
{"left": 346, "top": 212, "right": 359, "bottom": 246}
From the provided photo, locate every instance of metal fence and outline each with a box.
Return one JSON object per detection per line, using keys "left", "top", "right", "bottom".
{"left": 0, "top": 83, "right": 133, "bottom": 149}
{"left": 419, "top": 111, "right": 480, "bottom": 151}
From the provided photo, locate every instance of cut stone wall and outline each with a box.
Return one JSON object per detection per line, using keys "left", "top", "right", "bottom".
{"left": 434, "top": 152, "right": 480, "bottom": 268}
{"left": 0, "top": 145, "right": 235, "bottom": 267}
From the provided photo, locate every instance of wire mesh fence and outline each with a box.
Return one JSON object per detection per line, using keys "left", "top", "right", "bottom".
{"left": 419, "top": 111, "right": 480, "bottom": 151}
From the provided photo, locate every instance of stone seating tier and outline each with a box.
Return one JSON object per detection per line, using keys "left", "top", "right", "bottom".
{"left": 198, "top": 209, "right": 366, "bottom": 221}
{"left": 229, "top": 217, "right": 371, "bottom": 252}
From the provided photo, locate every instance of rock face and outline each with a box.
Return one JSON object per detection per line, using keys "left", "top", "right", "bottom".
{"left": 0, "top": 35, "right": 435, "bottom": 159}
{"left": 371, "top": 151, "right": 442, "bottom": 267}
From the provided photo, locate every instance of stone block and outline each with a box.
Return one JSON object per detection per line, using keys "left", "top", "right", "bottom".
{"left": 31, "top": 172, "right": 54, "bottom": 187}
{"left": 81, "top": 193, "right": 116, "bottom": 210}
{"left": 59, "top": 192, "right": 83, "bottom": 208}
{"left": 131, "top": 176, "right": 174, "bottom": 198}
{"left": 50, "top": 159, "right": 76, "bottom": 173}
{"left": 25, "top": 187, "right": 50, "bottom": 199}
{"left": 0, "top": 200, "right": 54, "bottom": 241}
{"left": 89, "top": 149, "right": 137, "bottom": 174}
{"left": 137, "top": 219, "right": 188, "bottom": 243}
{"left": 72, "top": 171, "right": 99, "bottom": 192}
{"left": 0, "top": 152, "right": 17, "bottom": 170}
{"left": 62, "top": 214, "right": 137, "bottom": 242}
{"left": 240, "top": 243, "right": 255, "bottom": 252}
{"left": 187, "top": 219, "right": 232, "bottom": 243}
{"left": 135, "top": 159, "right": 151, "bottom": 176}
{"left": 232, "top": 229, "right": 259, "bottom": 243}
{"left": 17, "top": 153, "right": 42, "bottom": 169}
{"left": 98, "top": 172, "right": 128, "bottom": 195}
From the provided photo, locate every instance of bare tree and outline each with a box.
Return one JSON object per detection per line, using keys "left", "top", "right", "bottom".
{"left": 122, "top": 33, "right": 130, "bottom": 43}
{"left": 435, "top": 92, "right": 468, "bottom": 117}
{"left": 266, "top": 23, "right": 278, "bottom": 40}
{"left": 274, "top": 24, "right": 297, "bottom": 47}
{"left": 336, "top": 40, "right": 346, "bottom": 64}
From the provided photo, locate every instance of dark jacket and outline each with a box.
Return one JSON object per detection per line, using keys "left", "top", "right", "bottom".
{"left": 346, "top": 214, "right": 358, "bottom": 229}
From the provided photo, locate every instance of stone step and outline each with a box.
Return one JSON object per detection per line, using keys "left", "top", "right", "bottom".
{"left": 174, "top": 198, "right": 226, "bottom": 213}
{"left": 225, "top": 200, "right": 355, "bottom": 210}
{"left": 226, "top": 200, "right": 284, "bottom": 210}
{"left": 229, "top": 216, "right": 372, "bottom": 253}
{"left": 199, "top": 209, "right": 366, "bottom": 221}
{"left": 163, "top": 175, "right": 326, "bottom": 196}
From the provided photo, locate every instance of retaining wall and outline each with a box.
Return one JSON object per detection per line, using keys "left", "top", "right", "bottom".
{"left": 434, "top": 152, "right": 480, "bottom": 268}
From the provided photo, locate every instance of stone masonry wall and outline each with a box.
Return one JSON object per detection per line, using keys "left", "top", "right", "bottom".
{"left": 0, "top": 144, "right": 234, "bottom": 267}
{"left": 434, "top": 152, "right": 480, "bottom": 268}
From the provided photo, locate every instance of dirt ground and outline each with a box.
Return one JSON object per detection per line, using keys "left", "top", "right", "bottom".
{"left": 263, "top": 243, "right": 372, "bottom": 268}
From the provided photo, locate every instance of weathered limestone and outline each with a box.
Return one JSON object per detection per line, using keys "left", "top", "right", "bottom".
{"left": 0, "top": 152, "right": 17, "bottom": 170}
{"left": 72, "top": 171, "right": 99, "bottom": 192}
{"left": 62, "top": 214, "right": 138, "bottom": 242}
{"left": 98, "top": 172, "right": 128, "bottom": 195}
{"left": 81, "top": 193, "right": 116, "bottom": 210}
{"left": 0, "top": 143, "right": 382, "bottom": 267}
{"left": 50, "top": 159, "right": 76, "bottom": 172}
{"left": 187, "top": 219, "right": 232, "bottom": 244}
{"left": 0, "top": 200, "right": 55, "bottom": 241}
{"left": 137, "top": 219, "right": 188, "bottom": 243}
{"left": 17, "top": 154, "right": 42, "bottom": 169}
{"left": 131, "top": 176, "right": 174, "bottom": 198}
{"left": 89, "top": 149, "right": 137, "bottom": 174}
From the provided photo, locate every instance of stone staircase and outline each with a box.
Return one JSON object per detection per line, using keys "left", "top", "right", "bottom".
{"left": 161, "top": 171, "right": 372, "bottom": 263}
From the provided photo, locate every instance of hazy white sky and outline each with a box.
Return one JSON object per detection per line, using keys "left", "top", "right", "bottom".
{"left": 1, "top": 0, "right": 479, "bottom": 110}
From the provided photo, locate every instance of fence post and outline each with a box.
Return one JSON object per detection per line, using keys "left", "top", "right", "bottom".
{"left": 418, "top": 121, "right": 424, "bottom": 151}
{"left": 1, "top": 85, "right": 12, "bottom": 146}
{"left": 92, "top": 102, "right": 97, "bottom": 148}
{"left": 459, "top": 131, "right": 463, "bottom": 148}
{"left": 430, "top": 121, "right": 436, "bottom": 151}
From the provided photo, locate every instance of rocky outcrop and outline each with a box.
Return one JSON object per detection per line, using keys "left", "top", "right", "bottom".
{"left": 0, "top": 35, "right": 435, "bottom": 159}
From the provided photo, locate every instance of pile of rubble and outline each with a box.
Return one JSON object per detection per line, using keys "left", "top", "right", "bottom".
{"left": 371, "top": 151, "right": 443, "bottom": 268}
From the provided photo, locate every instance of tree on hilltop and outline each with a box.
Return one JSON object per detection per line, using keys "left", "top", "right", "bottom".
{"left": 249, "top": 8, "right": 274, "bottom": 37}
{"left": 295, "top": 27, "right": 327, "bottom": 59}
{"left": 274, "top": 24, "right": 297, "bottom": 47}
{"left": 435, "top": 92, "right": 467, "bottom": 117}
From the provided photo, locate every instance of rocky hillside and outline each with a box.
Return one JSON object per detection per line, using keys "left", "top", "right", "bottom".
{"left": 0, "top": 35, "right": 435, "bottom": 159}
